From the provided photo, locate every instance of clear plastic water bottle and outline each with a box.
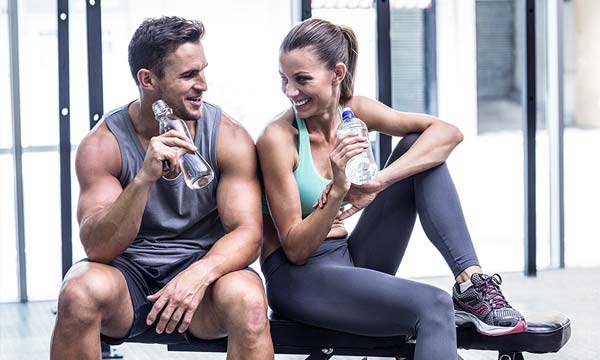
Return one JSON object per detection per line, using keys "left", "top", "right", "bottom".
{"left": 336, "top": 107, "right": 378, "bottom": 185}
{"left": 152, "top": 100, "right": 214, "bottom": 190}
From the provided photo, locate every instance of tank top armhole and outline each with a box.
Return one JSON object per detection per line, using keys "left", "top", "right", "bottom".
{"left": 294, "top": 115, "right": 310, "bottom": 173}
{"left": 210, "top": 104, "right": 222, "bottom": 181}
{"left": 103, "top": 118, "right": 128, "bottom": 186}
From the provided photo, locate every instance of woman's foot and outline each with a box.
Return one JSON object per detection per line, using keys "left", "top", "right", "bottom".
{"left": 452, "top": 273, "right": 527, "bottom": 336}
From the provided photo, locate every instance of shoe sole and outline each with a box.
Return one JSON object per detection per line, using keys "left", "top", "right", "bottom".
{"left": 455, "top": 311, "right": 527, "bottom": 336}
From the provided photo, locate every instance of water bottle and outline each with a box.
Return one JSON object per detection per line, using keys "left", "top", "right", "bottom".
{"left": 152, "top": 100, "right": 214, "bottom": 190}
{"left": 336, "top": 108, "right": 377, "bottom": 185}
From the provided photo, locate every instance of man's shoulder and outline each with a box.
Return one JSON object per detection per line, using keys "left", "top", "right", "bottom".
{"left": 214, "top": 110, "right": 256, "bottom": 174}
{"left": 83, "top": 103, "right": 130, "bottom": 142}
{"left": 77, "top": 118, "right": 121, "bottom": 178}
{"left": 82, "top": 118, "right": 116, "bottom": 148}
{"left": 215, "top": 109, "right": 252, "bottom": 145}
{"left": 99, "top": 103, "right": 132, "bottom": 127}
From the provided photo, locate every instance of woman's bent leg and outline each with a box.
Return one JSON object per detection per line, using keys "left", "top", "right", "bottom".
{"left": 348, "top": 133, "right": 480, "bottom": 277}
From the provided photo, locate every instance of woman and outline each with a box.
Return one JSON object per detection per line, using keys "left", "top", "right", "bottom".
{"left": 257, "top": 19, "right": 525, "bottom": 360}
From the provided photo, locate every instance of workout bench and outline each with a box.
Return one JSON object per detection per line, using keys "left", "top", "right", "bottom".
{"left": 117, "top": 310, "right": 570, "bottom": 359}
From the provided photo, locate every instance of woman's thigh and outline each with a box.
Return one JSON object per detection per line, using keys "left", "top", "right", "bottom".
{"left": 347, "top": 134, "right": 420, "bottom": 274}
{"left": 267, "top": 259, "right": 451, "bottom": 337}
{"left": 347, "top": 179, "right": 417, "bottom": 275}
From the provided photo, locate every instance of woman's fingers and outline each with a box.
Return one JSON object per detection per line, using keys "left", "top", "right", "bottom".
{"left": 329, "top": 134, "right": 369, "bottom": 191}
{"left": 334, "top": 132, "right": 357, "bottom": 147}
{"left": 333, "top": 133, "right": 365, "bottom": 154}
{"left": 321, "top": 182, "right": 333, "bottom": 208}
{"left": 335, "top": 142, "right": 370, "bottom": 164}
{"left": 338, "top": 205, "right": 360, "bottom": 220}
{"left": 313, "top": 182, "right": 333, "bottom": 209}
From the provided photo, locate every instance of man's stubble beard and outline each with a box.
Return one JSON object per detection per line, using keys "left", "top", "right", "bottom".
{"left": 157, "top": 88, "right": 200, "bottom": 120}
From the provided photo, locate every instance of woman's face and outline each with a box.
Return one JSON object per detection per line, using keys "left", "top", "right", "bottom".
{"left": 279, "top": 48, "right": 343, "bottom": 119}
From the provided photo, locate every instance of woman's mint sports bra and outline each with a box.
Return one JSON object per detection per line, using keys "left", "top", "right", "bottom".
{"left": 262, "top": 105, "right": 344, "bottom": 218}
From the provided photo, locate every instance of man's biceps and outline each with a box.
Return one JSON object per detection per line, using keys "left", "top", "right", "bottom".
{"left": 77, "top": 196, "right": 110, "bottom": 225}
{"left": 78, "top": 180, "right": 120, "bottom": 213}
{"left": 81, "top": 182, "right": 121, "bottom": 205}
{"left": 219, "top": 166, "right": 261, "bottom": 190}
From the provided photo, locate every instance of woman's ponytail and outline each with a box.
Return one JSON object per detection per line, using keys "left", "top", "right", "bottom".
{"left": 339, "top": 25, "right": 358, "bottom": 103}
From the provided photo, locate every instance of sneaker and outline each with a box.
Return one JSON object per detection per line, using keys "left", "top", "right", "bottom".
{"left": 453, "top": 273, "right": 527, "bottom": 336}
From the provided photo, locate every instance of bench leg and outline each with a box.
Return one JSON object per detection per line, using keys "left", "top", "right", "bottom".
{"left": 498, "top": 352, "right": 524, "bottom": 360}
{"left": 101, "top": 342, "right": 123, "bottom": 359}
{"left": 305, "top": 348, "right": 334, "bottom": 359}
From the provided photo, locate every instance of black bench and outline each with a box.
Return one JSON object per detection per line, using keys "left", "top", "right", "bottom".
{"left": 157, "top": 311, "right": 570, "bottom": 360}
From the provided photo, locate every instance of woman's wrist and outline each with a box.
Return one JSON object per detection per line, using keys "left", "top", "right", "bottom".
{"left": 329, "top": 183, "right": 348, "bottom": 202}
{"left": 374, "top": 169, "right": 392, "bottom": 191}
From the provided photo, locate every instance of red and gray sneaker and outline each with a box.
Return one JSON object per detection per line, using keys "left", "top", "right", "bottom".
{"left": 453, "top": 273, "right": 527, "bottom": 336}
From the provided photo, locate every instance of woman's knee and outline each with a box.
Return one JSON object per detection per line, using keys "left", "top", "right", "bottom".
{"left": 415, "top": 287, "right": 455, "bottom": 327}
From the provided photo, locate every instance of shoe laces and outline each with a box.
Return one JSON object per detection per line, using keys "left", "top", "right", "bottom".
{"left": 476, "top": 274, "right": 510, "bottom": 310}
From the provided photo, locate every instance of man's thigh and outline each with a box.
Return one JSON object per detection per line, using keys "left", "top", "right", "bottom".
{"left": 187, "top": 269, "right": 266, "bottom": 340}
{"left": 63, "top": 261, "right": 134, "bottom": 338}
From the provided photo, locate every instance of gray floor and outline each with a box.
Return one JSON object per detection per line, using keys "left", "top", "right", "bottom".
{"left": 1, "top": 267, "right": 596, "bottom": 359}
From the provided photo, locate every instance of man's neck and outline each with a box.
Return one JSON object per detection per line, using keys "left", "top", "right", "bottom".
{"left": 129, "top": 98, "right": 197, "bottom": 144}
{"left": 129, "top": 99, "right": 160, "bottom": 140}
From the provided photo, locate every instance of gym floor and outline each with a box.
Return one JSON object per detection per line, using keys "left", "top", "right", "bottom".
{"left": 1, "top": 267, "right": 595, "bottom": 359}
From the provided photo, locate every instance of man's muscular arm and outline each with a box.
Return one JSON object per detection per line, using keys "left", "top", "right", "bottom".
{"left": 193, "top": 113, "right": 263, "bottom": 280}
{"left": 76, "top": 123, "right": 196, "bottom": 263}
{"left": 145, "top": 113, "right": 262, "bottom": 335}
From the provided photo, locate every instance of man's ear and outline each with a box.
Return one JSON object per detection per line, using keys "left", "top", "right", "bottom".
{"left": 137, "top": 68, "right": 155, "bottom": 90}
{"left": 333, "top": 62, "right": 347, "bottom": 86}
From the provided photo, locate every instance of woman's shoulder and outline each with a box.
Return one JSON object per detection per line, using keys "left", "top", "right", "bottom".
{"left": 257, "top": 108, "right": 298, "bottom": 169}
{"left": 257, "top": 108, "right": 297, "bottom": 149}
{"left": 342, "top": 95, "right": 374, "bottom": 114}
{"left": 343, "top": 95, "right": 391, "bottom": 128}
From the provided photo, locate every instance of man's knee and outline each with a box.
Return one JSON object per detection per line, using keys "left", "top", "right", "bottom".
{"left": 57, "top": 278, "right": 101, "bottom": 327}
{"left": 237, "top": 288, "right": 269, "bottom": 337}
{"left": 213, "top": 272, "right": 269, "bottom": 338}
{"left": 57, "top": 263, "right": 120, "bottom": 326}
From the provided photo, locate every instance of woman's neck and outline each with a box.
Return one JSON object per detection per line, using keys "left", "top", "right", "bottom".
{"left": 304, "top": 103, "right": 341, "bottom": 142}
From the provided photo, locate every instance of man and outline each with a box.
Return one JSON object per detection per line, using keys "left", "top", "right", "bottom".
{"left": 50, "top": 16, "right": 273, "bottom": 359}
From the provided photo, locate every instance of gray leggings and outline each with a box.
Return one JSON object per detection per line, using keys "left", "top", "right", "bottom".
{"left": 261, "top": 133, "right": 480, "bottom": 360}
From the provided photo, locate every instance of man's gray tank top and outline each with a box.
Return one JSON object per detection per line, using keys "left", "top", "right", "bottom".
{"left": 103, "top": 101, "right": 225, "bottom": 266}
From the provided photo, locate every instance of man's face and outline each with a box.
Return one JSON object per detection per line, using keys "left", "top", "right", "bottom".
{"left": 155, "top": 42, "right": 208, "bottom": 121}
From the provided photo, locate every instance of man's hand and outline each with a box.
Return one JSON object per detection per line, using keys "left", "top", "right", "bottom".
{"left": 145, "top": 263, "right": 211, "bottom": 334}
{"left": 138, "top": 129, "right": 198, "bottom": 185}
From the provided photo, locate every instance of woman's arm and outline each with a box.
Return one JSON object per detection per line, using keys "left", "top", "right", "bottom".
{"left": 257, "top": 119, "right": 367, "bottom": 265}
{"left": 348, "top": 96, "right": 463, "bottom": 189}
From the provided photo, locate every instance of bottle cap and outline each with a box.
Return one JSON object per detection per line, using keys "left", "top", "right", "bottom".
{"left": 342, "top": 107, "right": 355, "bottom": 121}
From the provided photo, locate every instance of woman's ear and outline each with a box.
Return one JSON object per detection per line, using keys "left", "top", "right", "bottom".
{"left": 333, "top": 62, "right": 347, "bottom": 86}
{"left": 137, "top": 68, "right": 155, "bottom": 90}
